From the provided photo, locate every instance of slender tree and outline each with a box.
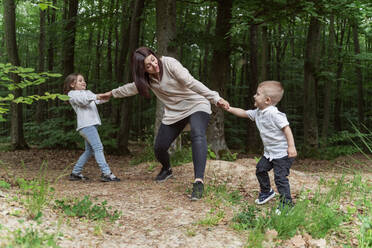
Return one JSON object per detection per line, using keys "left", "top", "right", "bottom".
{"left": 303, "top": 17, "right": 322, "bottom": 156}
{"left": 3, "top": 0, "right": 29, "bottom": 149}
{"left": 116, "top": 0, "right": 145, "bottom": 155}
{"left": 206, "top": 0, "right": 232, "bottom": 157}
{"left": 36, "top": 9, "right": 47, "bottom": 123}
{"left": 62, "top": 0, "right": 79, "bottom": 76}
{"left": 351, "top": 17, "right": 364, "bottom": 125}
{"left": 154, "top": 0, "right": 177, "bottom": 146}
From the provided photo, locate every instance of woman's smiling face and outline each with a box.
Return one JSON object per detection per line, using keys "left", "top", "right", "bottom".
{"left": 144, "top": 54, "right": 160, "bottom": 75}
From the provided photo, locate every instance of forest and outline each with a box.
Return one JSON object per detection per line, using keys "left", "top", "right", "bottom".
{"left": 0, "top": 0, "right": 371, "bottom": 247}
{"left": 0, "top": 0, "right": 370, "bottom": 158}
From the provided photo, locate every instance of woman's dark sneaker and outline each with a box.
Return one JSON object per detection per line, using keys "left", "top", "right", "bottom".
{"left": 191, "top": 181, "right": 204, "bottom": 201}
{"left": 101, "top": 173, "right": 120, "bottom": 182}
{"left": 155, "top": 168, "right": 173, "bottom": 182}
{"left": 69, "top": 173, "right": 89, "bottom": 181}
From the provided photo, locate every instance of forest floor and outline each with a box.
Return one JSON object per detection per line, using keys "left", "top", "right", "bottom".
{"left": 0, "top": 146, "right": 371, "bottom": 248}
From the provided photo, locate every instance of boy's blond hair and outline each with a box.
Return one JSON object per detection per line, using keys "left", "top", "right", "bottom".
{"left": 258, "top": 81, "right": 284, "bottom": 105}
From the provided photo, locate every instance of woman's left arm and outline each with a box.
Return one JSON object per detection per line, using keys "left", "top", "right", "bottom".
{"left": 169, "top": 58, "right": 224, "bottom": 105}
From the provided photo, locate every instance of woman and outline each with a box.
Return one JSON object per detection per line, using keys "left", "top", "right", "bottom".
{"left": 99, "top": 47, "right": 229, "bottom": 200}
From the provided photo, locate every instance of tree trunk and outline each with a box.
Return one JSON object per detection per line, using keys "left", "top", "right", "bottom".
{"left": 113, "top": 0, "right": 132, "bottom": 126}
{"left": 106, "top": 0, "right": 115, "bottom": 81}
{"left": 62, "top": 0, "right": 79, "bottom": 76}
{"left": 334, "top": 19, "right": 348, "bottom": 132}
{"left": 116, "top": 0, "right": 145, "bottom": 155}
{"left": 36, "top": 9, "right": 46, "bottom": 123}
{"left": 246, "top": 24, "right": 261, "bottom": 153}
{"left": 321, "top": 15, "right": 335, "bottom": 141}
{"left": 303, "top": 17, "right": 321, "bottom": 156}
{"left": 154, "top": 0, "right": 178, "bottom": 150}
{"left": 206, "top": 0, "right": 232, "bottom": 158}
{"left": 351, "top": 18, "right": 364, "bottom": 125}
{"left": 3, "top": 0, "right": 28, "bottom": 150}
{"left": 259, "top": 25, "right": 269, "bottom": 82}
{"left": 47, "top": 0, "right": 56, "bottom": 119}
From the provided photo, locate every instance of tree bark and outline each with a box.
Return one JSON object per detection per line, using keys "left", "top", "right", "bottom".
{"left": 62, "top": 0, "right": 79, "bottom": 77}
{"left": 321, "top": 15, "right": 335, "bottom": 141}
{"left": 246, "top": 24, "right": 261, "bottom": 153}
{"left": 47, "top": 0, "right": 57, "bottom": 118}
{"left": 303, "top": 17, "right": 321, "bottom": 156}
{"left": 351, "top": 18, "right": 364, "bottom": 125}
{"left": 3, "top": 0, "right": 28, "bottom": 149}
{"left": 116, "top": 0, "right": 145, "bottom": 155}
{"left": 334, "top": 19, "right": 348, "bottom": 132}
{"left": 36, "top": 9, "right": 46, "bottom": 123}
{"left": 154, "top": 0, "right": 178, "bottom": 150}
{"left": 259, "top": 25, "right": 269, "bottom": 82}
{"left": 206, "top": 0, "right": 232, "bottom": 158}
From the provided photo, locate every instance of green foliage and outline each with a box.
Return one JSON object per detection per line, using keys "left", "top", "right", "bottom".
{"left": 318, "top": 130, "right": 371, "bottom": 159}
{"left": 24, "top": 118, "right": 79, "bottom": 149}
{"left": 358, "top": 214, "right": 372, "bottom": 248}
{"left": 5, "top": 226, "right": 61, "bottom": 248}
{"left": 197, "top": 208, "right": 225, "bottom": 227}
{"left": 305, "top": 203, "right": 344, "bottom": 238}
{"left": 55, "top": 196, "right": 121, "bottom": 222}
{"left": 0, "top": 63, "right": 64, "bottom": 121}
{"left": 204, "top": 181, "right": 242, "bottom": 207}
{"left": 129, "top": 133, "right": 193, "bottom": 166}
{"left": 0, "top": 179, "right": 11, "bottom": 189}
{"left": 16, "top": 163, "right": 55, "bottom": 220}
{"left": 232, "top": 204, "right": 261, "bottom": 230}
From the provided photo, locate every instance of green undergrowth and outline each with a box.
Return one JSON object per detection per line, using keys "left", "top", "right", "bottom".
{"left": 54, "top": 196, "right": 121, "bottom": 222}
{"left": 229, "top": 173, "right": 371, "bottom": 247}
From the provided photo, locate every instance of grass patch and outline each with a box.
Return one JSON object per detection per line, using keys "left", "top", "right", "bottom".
{"left": 2, "top": 225, "right": 61, "bottom": 248}
{"left": 231, "top": 172, "right": 371, "bottom": 247}
{"left": 55, "top": 196, "right": 121, "bottom": 222}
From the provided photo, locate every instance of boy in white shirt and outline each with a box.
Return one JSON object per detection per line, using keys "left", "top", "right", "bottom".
{"left": 226, "top": 81, "right": 297, "bottom": 210}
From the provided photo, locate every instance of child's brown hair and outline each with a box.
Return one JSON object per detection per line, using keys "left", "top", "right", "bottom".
{"left": 63, "top": 73, "right": 82, "bottom": 94}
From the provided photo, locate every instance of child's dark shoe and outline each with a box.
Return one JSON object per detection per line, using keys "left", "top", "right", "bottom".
{"left": 255, "top": 189, "right": 276, "bottom": 204}
{"left": 101, "top": 173, "right": 120, "bottom": 182}
{"left": 155, "top": 168, "right": 173, "bottom": 182}
{"left": 69, "top": 173, "right": 89, "bottom": 181}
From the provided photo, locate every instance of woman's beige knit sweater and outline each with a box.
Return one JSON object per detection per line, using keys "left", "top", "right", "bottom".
{"left": 111, "top": 56, "right": 221, "bottom": 125}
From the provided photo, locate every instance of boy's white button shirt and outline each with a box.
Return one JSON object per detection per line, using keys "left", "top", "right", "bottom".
{"left": 68, "top": 90, "right": 107, "bottom": 131}
{"left": 246, "top": 106, "right": 289, "bottom": 160}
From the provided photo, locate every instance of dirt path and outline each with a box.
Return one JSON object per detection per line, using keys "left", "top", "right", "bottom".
{"left": 0, "top": 149, "right": 370, "bottom": 247}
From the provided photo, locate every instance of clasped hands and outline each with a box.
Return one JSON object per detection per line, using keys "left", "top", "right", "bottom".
{"left": 96, "top": 91, "right": 112, "bottom": 101}
{"left": 217, "top": 98, "right": 230, "bottom": 110}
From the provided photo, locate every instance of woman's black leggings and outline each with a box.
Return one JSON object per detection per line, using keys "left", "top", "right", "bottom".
{"left": 154, "top": 111, "right": 210, "bottom": 179}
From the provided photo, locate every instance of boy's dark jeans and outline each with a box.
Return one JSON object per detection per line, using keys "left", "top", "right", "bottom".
{"left": 256, "top": 156, "right": 294, "bottom": 204}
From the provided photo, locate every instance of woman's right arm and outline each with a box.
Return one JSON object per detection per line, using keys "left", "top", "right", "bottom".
{"left": 98, "top": 82, "right": 139, "bottom": 100}
{"left": 112, "top": 82, "right": 139, "bottom": 98}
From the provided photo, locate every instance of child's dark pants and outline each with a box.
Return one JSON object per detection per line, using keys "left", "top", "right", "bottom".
{"left": 256, "top": 156, "right": 294, "bottom": 204}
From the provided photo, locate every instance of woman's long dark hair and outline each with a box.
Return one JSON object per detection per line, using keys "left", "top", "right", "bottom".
{"left": 132, "top": 47, "right": 163, "bottom": 98}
